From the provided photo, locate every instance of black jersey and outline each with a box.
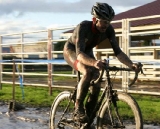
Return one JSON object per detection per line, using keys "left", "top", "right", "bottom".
{"left": 65, "top": 20, "right": 122, "bottom": 57}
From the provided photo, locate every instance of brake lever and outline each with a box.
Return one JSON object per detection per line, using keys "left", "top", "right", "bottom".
{"left": 138, "top": 62, "right": 145, "bottom": 75}
{"left": 128, "top": 72, "right": 138, "bottom": 87}
{"left": 129, "top": 62, "right": 145, "bottom": 87}
{"left": 140, "top": 68, "right": 145, "bottom": 75}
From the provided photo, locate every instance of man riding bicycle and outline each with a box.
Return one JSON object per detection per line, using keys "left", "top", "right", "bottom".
{"left": 63, "top": 2, "right": 139, "bottom": 123}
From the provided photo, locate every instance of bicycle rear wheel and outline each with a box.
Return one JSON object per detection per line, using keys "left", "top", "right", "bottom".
{"left": 49, "top": 91, "right": 76, "bottom": 129}
{"left": 97, "top": 92, "right": 143, "bottom": 129}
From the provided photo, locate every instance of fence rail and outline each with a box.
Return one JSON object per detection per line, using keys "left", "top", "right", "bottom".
{"left": 0, "top": 15, "right": 160, "bottom": 95}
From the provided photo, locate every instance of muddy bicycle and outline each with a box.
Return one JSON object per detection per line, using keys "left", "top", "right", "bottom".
{"left": 49, "top": 61, "right": 143, "bottom": 129}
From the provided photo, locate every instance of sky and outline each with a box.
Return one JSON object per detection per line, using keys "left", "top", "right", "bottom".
{"left": 0, "top": 0, "right": 155, "bottom": 35}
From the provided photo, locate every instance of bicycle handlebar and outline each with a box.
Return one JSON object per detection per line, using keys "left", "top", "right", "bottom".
{"left": 91, "top": 62, "right": 144, "bottom": 87}
{"left": 128, "top": 62, "right": 144, "bottom": 87}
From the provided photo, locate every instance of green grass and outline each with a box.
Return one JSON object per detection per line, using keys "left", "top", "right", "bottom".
{"left": 134, "top": 94, "right": 160, "bottom": 123}
{"left": 0, "top": 84, "right": 61, "bottom": 107}
{"left": 0, "top": 84, "right": 160, "bottom": 123}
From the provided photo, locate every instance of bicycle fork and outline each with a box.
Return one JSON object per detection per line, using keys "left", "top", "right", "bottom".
{"left": 108, "top": 92, "right": 125, "bottom": 128}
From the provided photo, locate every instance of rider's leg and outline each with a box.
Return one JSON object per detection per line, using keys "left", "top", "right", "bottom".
{"left": 63, "top": 46, "right": 93, "bottom": 122}
{"left": 74, "top": 63, "right": 92, "bottom": 122}
{"left": 85, "top": 68, "right": 101, "bottom": 117}
{"left": 85, "top": 83, "right": 101, "bottom": 117}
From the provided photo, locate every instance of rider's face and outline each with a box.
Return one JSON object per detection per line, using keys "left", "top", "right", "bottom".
{"left": 95, "top": 19, "right": 110, "bottom": 33}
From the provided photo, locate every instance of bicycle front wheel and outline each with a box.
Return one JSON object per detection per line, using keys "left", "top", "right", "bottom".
{"left": 97, "top": 92, "right": 143, "bottom": 129}
{"left": 49, "top": 91, "right": 75, "bottom": 129}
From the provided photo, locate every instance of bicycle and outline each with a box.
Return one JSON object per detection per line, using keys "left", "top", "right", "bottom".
{"left": 49, "top": 61, "right": 143, "bottom": 129}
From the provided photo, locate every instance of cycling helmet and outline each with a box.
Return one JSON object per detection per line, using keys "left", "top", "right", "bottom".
{"left": 91, "top": 2, "right": 115, "bottom": 21}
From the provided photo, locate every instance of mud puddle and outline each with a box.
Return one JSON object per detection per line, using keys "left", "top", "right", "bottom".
{"left": 0, "top": 102, "right": 160, "bottom": 129}
{"left": 0, "top": 102, "right": 49, "bottom": 129}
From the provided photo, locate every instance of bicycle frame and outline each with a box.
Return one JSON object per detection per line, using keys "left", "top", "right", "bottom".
{"left": 87, "top": 66, "right": 125, "bottom": 127}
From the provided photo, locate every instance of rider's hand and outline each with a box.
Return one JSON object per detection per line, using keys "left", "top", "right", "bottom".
{"left": 93, "top": 60, "right": 107, "bottom": 70}
{"left": 131, "top": 63, "right": 141, "bottom": 73}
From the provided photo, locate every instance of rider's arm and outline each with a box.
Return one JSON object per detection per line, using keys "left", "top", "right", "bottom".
{"left": 77, "top": 52, "right": 96, "bottom": 66}
{"left": 108, "top": 25, "right": 133, "bottom": 69}
{"left": 116, "top": 52, "right": 133, "bottom": 68}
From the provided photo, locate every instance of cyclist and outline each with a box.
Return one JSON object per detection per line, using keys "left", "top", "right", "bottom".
{"left": 63, "top": 2, "right": 139, "bottom": 123}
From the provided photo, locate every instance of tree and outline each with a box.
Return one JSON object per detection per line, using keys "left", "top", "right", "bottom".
{"left": 54, "top": 41, "right": 66, "bottom": 51}
{"left": 142, "top": 40, "right": 152, "bottom": 46}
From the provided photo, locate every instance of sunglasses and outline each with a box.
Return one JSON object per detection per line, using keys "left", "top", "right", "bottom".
{"left": 96, "top": 18, "right": 111, "bottom": 24}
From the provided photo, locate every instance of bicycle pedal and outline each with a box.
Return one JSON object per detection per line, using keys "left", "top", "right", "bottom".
{"left": 61, "top": 118, "right": 74, "bottom": 123}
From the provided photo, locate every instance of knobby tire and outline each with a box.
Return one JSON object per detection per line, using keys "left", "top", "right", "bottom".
{"left": 49, "top": 91, "right": 75, "bottom": 129}
{"left": 97, "top": 92, "right": 143, "bottom": 129}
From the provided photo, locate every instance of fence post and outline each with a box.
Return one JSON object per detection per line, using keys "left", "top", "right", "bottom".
{"left": 0, "top": 36, "right": 2, "bottom": 89}
{"left": 121, "top": 19, "right": 126, "bottom": 90}
{"left": 47, "top": 29, "right": 53, "bottom": 95}
{"left": 12, "top": 60, "right": 16, "bottom": 100}
{"left": 118, "top": 36, "right": 123, "bottom": 81}
{"left": 121, "top": 19, "right": 131, "bottom": 91}
{"left": 126, "top": 19, "right": 131, "bottom": 90}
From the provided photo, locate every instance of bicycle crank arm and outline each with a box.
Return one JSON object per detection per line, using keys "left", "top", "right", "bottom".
{"left": 80, "top": 123, "right": 88, "bottom": 129}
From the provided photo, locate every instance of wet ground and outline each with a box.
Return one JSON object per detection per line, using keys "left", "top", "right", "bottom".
{"left": 0, "top": 102, "right": 49, "bottom": 129}
{"left": 0, "top": 102, "right": 160, "bottom": 129}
